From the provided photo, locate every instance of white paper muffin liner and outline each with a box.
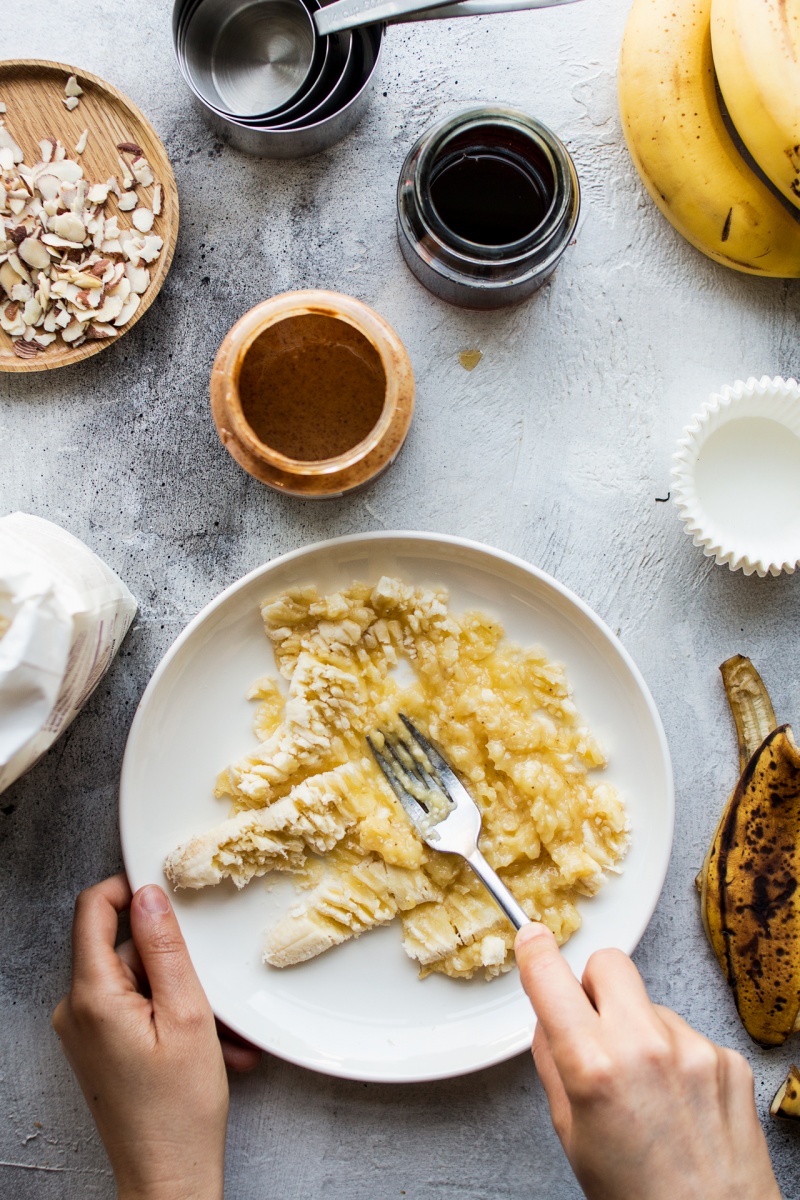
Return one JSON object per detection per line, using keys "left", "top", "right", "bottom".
{"left": 671, "top": 376, "right": 800, "bottom": 578}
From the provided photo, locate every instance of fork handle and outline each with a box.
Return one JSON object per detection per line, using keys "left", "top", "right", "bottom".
{"left": 465, "top": 848, "right": 531, "bottom": 931}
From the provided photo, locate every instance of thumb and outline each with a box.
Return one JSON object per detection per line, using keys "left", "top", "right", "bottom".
{"left": 130, "top": 884, "right": 211, "bottom": 1021}
{"left": 514, "top": 923, "right": 597, "bottom": 1057}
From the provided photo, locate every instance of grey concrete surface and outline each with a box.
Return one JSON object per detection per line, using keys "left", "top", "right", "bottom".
{"left": 2, "top": 0, "right": 800, "bottom": 1196}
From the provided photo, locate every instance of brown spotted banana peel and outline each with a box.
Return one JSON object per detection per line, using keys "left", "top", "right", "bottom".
{"left": 699, "top": 657, "right": 800, "bottom": 1046}
{"left": 771, "top": 1064, "right": 800, "bottom": 1121}
{"left": 618, "top": 0, "right": 800, "bottom": 276}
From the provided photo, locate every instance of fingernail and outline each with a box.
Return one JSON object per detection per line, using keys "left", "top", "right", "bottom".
{"left": 515, "top": 922, "right": 550, "bottom": 950}
{"left": 138, "top": 884, "right": 170, "bottom": 914}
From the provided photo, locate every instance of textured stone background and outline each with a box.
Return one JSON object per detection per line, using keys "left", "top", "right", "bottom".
{"left": 2, "top": 0, "right": 800, "bottom": 1195}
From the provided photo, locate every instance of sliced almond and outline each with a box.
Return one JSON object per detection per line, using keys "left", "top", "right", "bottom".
{"left": 64, "top": 75, "right": 83, "bottom": 98}
{"left": 51, "top": 212, "right": 86, "bottom": 243}
{"left": 131, "top": 157, "right": 154, "bottom": 187}
{"left": 117, "top": 191, "right": 137, "bottom": 211}
{"left": 45, "top": 159, "right": 83, "bottom": 183}
{"left": 125, "top": 263, "right": 150, "bottom": 294}
{"left": 107, "top": 276, "right": 131, "bottom": 303}
{"left": 87, "top": 322, "right": 118, "bottom": 339}
{"left": 63, "top": 97, "right": 80, "bottom": 112}
{"left": 12, "top": 338, "right": 40, "bottom": 358}
{"left": 0, "top": 127, "right": 23, "bottom": 163}
{"left": 114, "top": 293, "right": 140, "bottom": 327}
{"left": 87, "top": 182, "right": 110, "bottom": 205}
{"left": 61, "top": 320, "right": 85, "bottom": 343}
{"left": 138, "top": 234, "right": 163, "bottom": 264}
{"left": 71, "top": 271, "right": 103, "bottom": 290}
{"left": 22, "top": 297, "right": 42, "bottom": 326}
{"left": 10, "top": 282, "right": 32, "bottom": 303}
{"left": 41, "top": 233, "right": 84, "bottom": 250}
{"left": 7, "top": 252, "right": 31, "bottom": 284}
{"left": 132, "top": 207, "right": 153, "bottom": 233}
{"left": 152, "top": 184, "right": 163, "bottom": 216}
{"left": 91, "top": 293, "right": 125, "bottom": 322}
{"left": 36, "top": 174, "right": 61, "bottom": 202}
{"left": 117, "top": 156, "right": 134, "bottom": 190}
{"left": 18, "top": 237, "right": 51, "bottom": 270}
{"left": 74, "top": 128, "right": 89, "bottom": 155}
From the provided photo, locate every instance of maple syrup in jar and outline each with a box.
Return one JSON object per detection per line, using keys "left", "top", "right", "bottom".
{"left": 397, "top": 107, "right": 580, "bottom": 309}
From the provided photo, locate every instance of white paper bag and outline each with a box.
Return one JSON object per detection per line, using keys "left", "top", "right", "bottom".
{"left": 0, "top": 513, "right": 137, "bottom": 794}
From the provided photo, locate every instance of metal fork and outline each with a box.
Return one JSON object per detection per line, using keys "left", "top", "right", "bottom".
{"left": 367, "top": 714, "right": 530, "bottom": 930}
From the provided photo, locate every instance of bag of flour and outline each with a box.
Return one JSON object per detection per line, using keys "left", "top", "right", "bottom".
{"left": 0, "top": 513, "right": 136, "bottom": 794}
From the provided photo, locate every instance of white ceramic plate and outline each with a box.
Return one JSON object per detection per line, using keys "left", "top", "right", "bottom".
{"left": 120, "top": 532, "right": 674, "bottom": 1083}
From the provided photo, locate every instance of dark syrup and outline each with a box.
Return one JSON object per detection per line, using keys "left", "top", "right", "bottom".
{"left": 430, "top": 148, "right": 552, "bottom": 246}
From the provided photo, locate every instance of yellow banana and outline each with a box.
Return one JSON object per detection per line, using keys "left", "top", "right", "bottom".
{"left": 618, "top": 0, "right": 800, "bottom": 276}
{"left": 711, "top": 0, "right": 800, "bottom": 212}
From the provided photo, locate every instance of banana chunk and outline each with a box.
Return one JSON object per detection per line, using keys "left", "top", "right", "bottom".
{"left": 401, "top": 885, "right": 515, "bottom": 979}
{"left": 216, "top": 652, "right": 368, "bottom": 806}
{"left": 264, "top": 858, "right": 441, "bottom": 967}
{"left": 165, "top": 766, "right": 359, "bottom": 889}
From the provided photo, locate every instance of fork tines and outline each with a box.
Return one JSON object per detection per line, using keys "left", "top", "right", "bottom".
{"left": 366, "top": 715, "right": 445, "bottom": 828}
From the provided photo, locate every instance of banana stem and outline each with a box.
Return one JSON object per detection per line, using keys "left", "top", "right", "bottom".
{"left": 720, "top": 655, "right": 776, "bottom": 773}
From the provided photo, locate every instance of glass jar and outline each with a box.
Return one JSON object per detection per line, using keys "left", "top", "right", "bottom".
{"left": 396, "top": 106, "right": 580, "bottom": 310}
{"left": 210, "top": 290, "right": 414, "bottom": 498}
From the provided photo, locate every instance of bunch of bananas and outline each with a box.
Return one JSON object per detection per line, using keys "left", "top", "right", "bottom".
{"left": 618, "top": 0, "right": 800, "bottom": 276}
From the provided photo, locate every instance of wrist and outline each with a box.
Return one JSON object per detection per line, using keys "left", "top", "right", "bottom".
{"left": 118, "top": 1187, "right": 223, "bottom": 1200}
{"left": 117, "top": 1171, "right": 224, "bottom": 1200}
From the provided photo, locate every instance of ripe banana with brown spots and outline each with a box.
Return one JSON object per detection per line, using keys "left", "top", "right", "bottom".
{"left": 618, "top": 0, "right": 800, "bottom": 276}
{"left": 699, "top": 657, "right": 800, "bottom": 1047}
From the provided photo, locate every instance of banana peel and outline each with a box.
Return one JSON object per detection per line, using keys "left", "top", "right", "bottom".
{"left": 719, "top": 654, "right": 777, "bottom": 775}
{"left": 699, "top": 657, "right": 800, "bottom": 1048}
{"left": 770, "top": 1065, "right": 800, "bottom": 1121}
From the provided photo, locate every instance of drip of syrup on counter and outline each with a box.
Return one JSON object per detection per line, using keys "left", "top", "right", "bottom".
{"left": 430, "top": 148, "right": 552, "bottom": 246}
{"left": 238, "top": 314, "right": 386, "bottom": 461}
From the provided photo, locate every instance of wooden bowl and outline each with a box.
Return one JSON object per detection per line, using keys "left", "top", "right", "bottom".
{"left": 0, "top": 59, "right": 179, "bottom": 373}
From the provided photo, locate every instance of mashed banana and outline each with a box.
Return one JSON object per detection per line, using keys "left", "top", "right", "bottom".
{"left": 165, "top": 577, "right": 630, "bottom": 980}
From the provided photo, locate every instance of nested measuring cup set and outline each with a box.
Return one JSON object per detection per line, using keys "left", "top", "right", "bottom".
{"left": 173, "top": 0, "right": 580, "bottom": 157}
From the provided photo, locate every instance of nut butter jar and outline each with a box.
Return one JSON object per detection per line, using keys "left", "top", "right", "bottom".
{"left": 211, "top": 290, "right": 414, "bottom": 498}
{"left": 397, "top": 106, "right": 580, "bottom": 310}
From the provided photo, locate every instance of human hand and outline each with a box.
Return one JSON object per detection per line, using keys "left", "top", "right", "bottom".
{"left": 53, "top": 874, "right": 260, "bottom": 1200}
{"left": 515, "top": 924, "right": 781, "bottom": 1200}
